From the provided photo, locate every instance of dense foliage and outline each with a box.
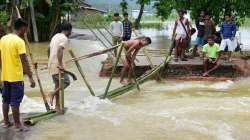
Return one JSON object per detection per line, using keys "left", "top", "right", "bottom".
{"left": 0, "top": 0, "right": 82, "bottom": 41}
{"left": 155, "top": 0, "right": 250, "bottom": 26}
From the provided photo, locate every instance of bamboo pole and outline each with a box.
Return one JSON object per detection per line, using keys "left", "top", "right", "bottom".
{"left": 99, "top": 56, "right": 172, "bottom": 99}
{"left": 15, "top": 6, "right": 50, "bottom": 111}
{"left": 34, "top": 44, "right": 121, "bottom": 69}
{"left": 103, "top": 25, "right": 113, "bottom": 36}
{"left": 29, "top": 0, "right": 39, "bottom": 42}
{"left": 24, "top": 110, "right": 56, "bottom": 120}
{"left": 85, "top": 15, "right": 113, "bottom": 46}
{"left": 131, "top": 63, "right": 140, "bottom": 91}
{"left": 24, "top": 112, "right": 59, "bottom": 126}
{"left": 82, "top": 18, "right": 110, "bottom": 50}
{"left": 89, "top": 15, "right": 112, "bottom": 36}
{"left": 68, "top": 49, "right": 95, "bottom": 96}
{"left": 143, "top": 49, "right": 162, "bottom": 81}
{"left": 102, "top": 43, "right": 124, "bottom": 99}
{"left": 87, "top": 14, "right": 112, "bottom": 36}
{"left": 59, "top": 70, "right": 65, "bottom": 114}
{"left": 66, "top": 44, "right": 120, "bottom": 63}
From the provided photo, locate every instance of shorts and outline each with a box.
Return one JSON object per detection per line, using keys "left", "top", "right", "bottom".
{"left": 196, "top": 36, "right": 204, "bottom": 46}
{"left": 205, "top": 57, "right": 217, "bottom": 64}
{"left": 52, "top": 73, "right": 70, "bottom": 89}
{"left": 220, "top": 39, "right": 235, "bottom": 52}
{"left": 112, "top": 36, "right": 122, "bottom": 46}
{"left": 2, "top": 81, "right": 24, "bottom": 107}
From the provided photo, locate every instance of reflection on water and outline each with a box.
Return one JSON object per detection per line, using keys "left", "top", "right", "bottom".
{"left": 0, "top": 28, "right": 250, "bottom": 140}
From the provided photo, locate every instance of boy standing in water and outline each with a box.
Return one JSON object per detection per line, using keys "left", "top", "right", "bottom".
{"left": 120, "top": 37, "right": 152, "bottom": 84}
{"left": 110, "top": 13, "right": 123, "bottom": 55}
{"left": 48, "top": 22, "right": 72, "bottom": 111}
{"left": 219, "top": 13, "right": 237, "bottom": 61}
{"left": 202, "top": 36, "right": 221, "bottom": 77}
{"left": 172, "top": 10, "right": 191, "bottom": 62}
{"left": 122, "top": 12, "right": 132, "bottom": 41}
{"left": 0, "top": 18, "right": 36, "bottom": 131}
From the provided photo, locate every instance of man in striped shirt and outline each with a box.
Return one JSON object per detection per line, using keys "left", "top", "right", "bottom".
{"left": 122, "top": 12, "right": 132, "bottom": 41}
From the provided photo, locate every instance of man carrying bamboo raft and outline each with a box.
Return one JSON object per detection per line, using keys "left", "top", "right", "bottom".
{"left": 0, "top": 18, "right": 36, "bottom": 131}
{"left": 120, "top": 37, "right": 152, "bottom": 84}
{"left": 48, "top": 22, "right": 72, "bottom": 111}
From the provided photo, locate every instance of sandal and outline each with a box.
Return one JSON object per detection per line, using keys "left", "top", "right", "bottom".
{"left": 1, "top": 122, "right": 12, "bottom": 128}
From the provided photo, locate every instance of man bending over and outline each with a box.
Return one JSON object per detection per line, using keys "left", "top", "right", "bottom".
{"left": 120, "top": 37, "right": 152, "bottom": 84}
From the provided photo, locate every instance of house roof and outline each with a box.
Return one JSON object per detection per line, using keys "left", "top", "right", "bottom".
{"left": 80, "top": 2, "right": 107, "bottom": 14}
{"left": 80, "top": 1, "right": 92, "bottom": 7}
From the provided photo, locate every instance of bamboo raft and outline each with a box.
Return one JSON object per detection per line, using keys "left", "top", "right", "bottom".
{"left": 99, "top": 56, "right": 172, "bottom": 99}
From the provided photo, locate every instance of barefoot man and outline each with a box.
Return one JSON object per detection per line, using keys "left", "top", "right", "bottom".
{"left": 0, "top": 18, "right": 36, "bottom": 131}
{"left": 120, "top": 37, "right": 152, "bottom": 84}
{"left": 202, "top": 36, "right": 221, "bottom": 77}
{"left": 48, "top": 22, "right": 72, "bottom": 111}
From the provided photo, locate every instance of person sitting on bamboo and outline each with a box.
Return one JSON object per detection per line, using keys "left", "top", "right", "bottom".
{"left": 120, "top": 37, "right": 152, "bottom": 84}
{"left": 48, "top": 22, "right": 72, "bottom": 111}
{"left": 202, "top": 36, "right": 221, "bottom": 77}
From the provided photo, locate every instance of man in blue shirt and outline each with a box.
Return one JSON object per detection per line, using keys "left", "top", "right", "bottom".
{"left": 220, "top": 13, "right": 237, "bottom": 61}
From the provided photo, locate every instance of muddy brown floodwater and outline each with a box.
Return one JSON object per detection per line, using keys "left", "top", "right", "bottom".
{"left": 1, "top": 28, "right": 250, "bottom": 140}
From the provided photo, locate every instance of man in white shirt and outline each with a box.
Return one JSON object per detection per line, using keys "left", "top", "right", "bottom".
{"left": 110, "top": 13, "right": 123, "bottom": 55}
{"left": 48, "top": 22, "right": 72, "bottom": 111}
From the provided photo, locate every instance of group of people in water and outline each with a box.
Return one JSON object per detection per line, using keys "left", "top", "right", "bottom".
{"left": 0, "top": 9, "right": 238, "bottom": 131}
{"left": 171, "top": 10, "right": 237, "bottom": 76}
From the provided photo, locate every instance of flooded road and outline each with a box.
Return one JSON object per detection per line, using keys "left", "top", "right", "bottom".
{"left": 0, "top": 28, "right": 250, "bottom": 140}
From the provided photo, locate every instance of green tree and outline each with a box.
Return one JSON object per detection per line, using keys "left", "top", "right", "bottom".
{"left": 134, "top": 0, "right": 151, "bottom": 29}
{"left": 120, "top": 0, "right": 128, "bottom": 15}
{"left": 0, "top": 0, "right": 82, "bottom": 41}
{"left": 155, "top": 0, "right": 250, "bottom": 26}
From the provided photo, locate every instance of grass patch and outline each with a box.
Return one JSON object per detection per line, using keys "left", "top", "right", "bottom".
{"left": 242, "top": 18, "right": 250, "bottom": 27}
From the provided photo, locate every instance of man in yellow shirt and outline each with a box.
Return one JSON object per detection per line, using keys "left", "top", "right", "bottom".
{"left": 202, "top": 36, "right": 221, "bottom": 77}
{"left": 0, "top": 18, "right": 35, "bottom": 131}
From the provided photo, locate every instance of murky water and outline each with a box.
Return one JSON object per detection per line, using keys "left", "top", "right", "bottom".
{"left": 1, "top": 28, "right": 250, "bottom": 140}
